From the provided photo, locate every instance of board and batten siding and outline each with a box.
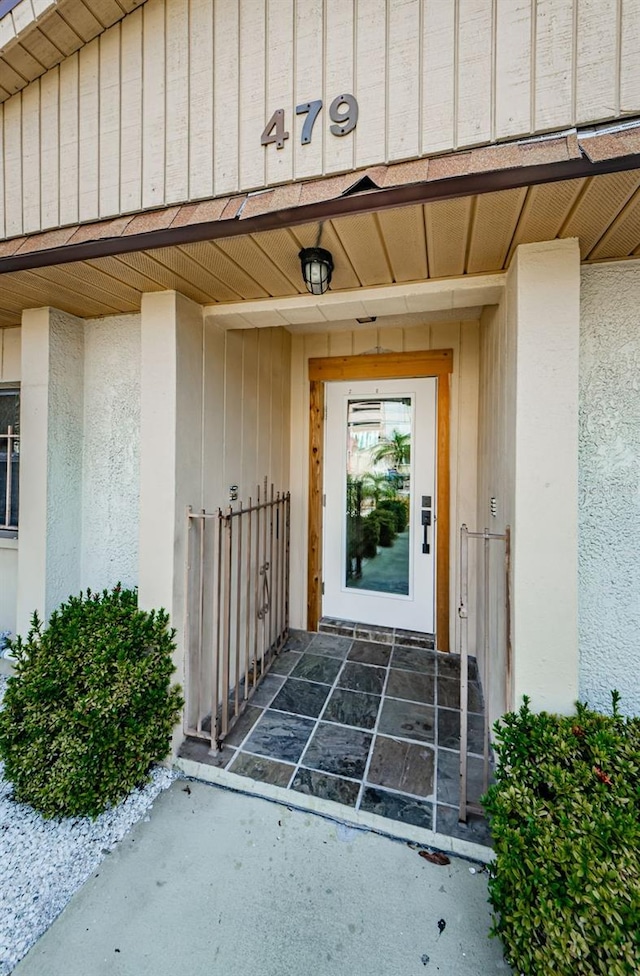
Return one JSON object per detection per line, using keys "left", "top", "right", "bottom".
{"left": 1, "top": 0, "right": 640, "bottom": 239}
{"left": 287, "top": 319, "right": 479, "bottom": 642}
{"left": 201, "top": 322, "right": 292, "bottom": 513}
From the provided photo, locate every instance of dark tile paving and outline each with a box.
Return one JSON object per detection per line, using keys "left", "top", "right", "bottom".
{"left": 319, "top": 618, "right": 435, "bottom": 650}
{"left": 228, "top": 751, "right": 295, "bottom": 787}
{"left": 348, "top": 640, "right": 392, "bottom": 667}
{"left": 436, "top": 805, "right": 492, "bottom": 848}
{"left": 323, "top": 687, "right": 381, "bottom": 730}
{"left": 337, "top": 661, "right": 386, "bottom": 694}
{"left": 243, "top": 710, "right": 315, "bottom": 763}
{"left": 223, "top": 705, "right": 263, "bottom": 747}
{"left": 269, "top": 650, "right": 303, "bottom": 675}
{"left": 394, "top": 628, "right": 435, "bottom": 650}
{"left": 317, "top": 617, "right": 357, "bottom": 638}
{"left": 308, "top": 633, "right": 352, "bottom": 659}
{"left": 438, "top": 707, "right": 485, "bottom": 754}
{"left": 391, "top": 645, "right": 437, "bottom": 674}
{"left": 438, "top": 652, "right": 479, "bottom": 682}
{"left": 249, "top": 673, "right": 286, "bottom": 707}
{"left": 377, "top": 698, "right": 436, "bottom": 743}
{"left": 291, "top": 653, "right": 343, "bottom": 685}
{"left": 302, "top": 722, "right": 372, "bottom": 779}
{"left": 437, "top": 748, "right": 488, "bottom": 807}
{"left": 283, "top": 630, "right": 314, "bottom": 653}
{"left": 360, "top": 786, "right": 434, "bottom": 830}
{"left": 353, "top": 624, "right": 395, "bottom": 644}
{"left": 292, "top": 767, "right": 360, "bottom": 806}
{"left": 181, "top": 627, "right": 492, "bottom": 848}
{"left": 367, "top": 736, "right": 435, "bottom": 797}
{"left": 438, "top": 676, "right": 484, "bottom": 712}
{"left": 385, "top": 668, "right": 434, "bottom": 705}
{"left": 178, "top": 737, "right": 235, "bottom": 768}
{"left": 270, "top": 677, "right": 330, "bottom": 718}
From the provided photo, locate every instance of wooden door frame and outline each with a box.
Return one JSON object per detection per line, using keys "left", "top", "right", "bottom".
{"left": 307, "top": 348, "right": 453, "bottom": 651}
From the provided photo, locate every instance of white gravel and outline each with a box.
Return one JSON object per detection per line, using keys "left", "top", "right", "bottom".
{"left": 0, "top": 674, "right": 178, "bottom": 975}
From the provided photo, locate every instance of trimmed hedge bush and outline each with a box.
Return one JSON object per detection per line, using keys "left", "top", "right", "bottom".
{"left": 482, "top": 693, "right": 640, "bottom": 976}
{"left": 369, "top": 508, "right": 397, "bottom": 546}
{"left": 377, "top": 498, "right": 409, "bottom": 533}
{"left": 361, "top": 516, "right": 380, "bottom": 558}
{"left": 0, "top": 587, "right": 183, "bottom": 819}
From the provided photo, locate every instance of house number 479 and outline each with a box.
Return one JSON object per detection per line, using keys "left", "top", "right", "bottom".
{"left": 261, "top": 94, "right": 359, "bottom": 149}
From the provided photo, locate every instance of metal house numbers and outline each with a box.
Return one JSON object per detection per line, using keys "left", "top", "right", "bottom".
{"left": 261, "top": 94, "right": 359, "bottom": 149}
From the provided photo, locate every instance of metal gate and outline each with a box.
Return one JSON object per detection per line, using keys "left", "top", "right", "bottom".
{"left": 184, "top": 481, "right": 290, "bottom": 752}
{"left": 458, "top": 523, "right": 511, "bottom": 824}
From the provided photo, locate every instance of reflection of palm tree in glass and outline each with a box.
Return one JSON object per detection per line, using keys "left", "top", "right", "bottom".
{"left": 362, "top": 471, "right": 397, "bottom": 506}
{"left": 371, "top": 430, "right": 410, "bottom": 468}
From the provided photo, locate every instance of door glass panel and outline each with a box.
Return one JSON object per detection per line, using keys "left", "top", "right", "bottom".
{"left": 345, "top": 396, "right": 411, "bottom": 595}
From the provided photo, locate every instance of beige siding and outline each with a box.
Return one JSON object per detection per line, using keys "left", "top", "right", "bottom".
{"left": 201, "top": 323, "right": 291, "bottom": 513}
{"left": 288, "top": 319, "right": 479, "bottom": 646}
{"left": 1, "top": 0, "right": 639, "bottom": 239}
{"left": 0, "top": 326, "right": 20, "bottom": 380}
{"left": 477, "top": 300, "right": 514, "bottom": 725}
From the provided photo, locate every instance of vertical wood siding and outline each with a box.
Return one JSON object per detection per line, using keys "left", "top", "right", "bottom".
{"left": 1, "top": 0, "right": 639, "bottom": 240}
{"left": 201, "top": 323, "right": 291, "bottom": 513}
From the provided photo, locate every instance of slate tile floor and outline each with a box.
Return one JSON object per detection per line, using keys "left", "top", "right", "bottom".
{"left": 180, "top": 629, "right": 492, "bottom": 847}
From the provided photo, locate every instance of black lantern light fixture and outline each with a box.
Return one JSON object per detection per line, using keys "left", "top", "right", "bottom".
{"left": 299, "top": 246, "right": 334, "bottom": 295}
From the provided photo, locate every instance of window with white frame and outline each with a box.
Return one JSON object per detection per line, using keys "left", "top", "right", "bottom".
{"left": 0, "top": 389, "right": 19, "bottom": 537}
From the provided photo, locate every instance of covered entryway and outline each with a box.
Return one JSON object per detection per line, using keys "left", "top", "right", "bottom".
{"left": 3, "top": 147, "right": 638, "bottom": 849}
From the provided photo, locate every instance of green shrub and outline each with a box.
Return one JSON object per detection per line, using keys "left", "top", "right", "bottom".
{"left": 370, "top": 508, "right": 397, "bottom": 546}
{"left": 361, "top": 516, "right": 380, "bottom": 558}
{"left": 0, "top": 587, "right": 183, "bottom": 819}
{"left": 482, "top": 693, "right": 640, "bottom": 976}
{"left": 377, "top": 498, "right": 409, "bottom": 532}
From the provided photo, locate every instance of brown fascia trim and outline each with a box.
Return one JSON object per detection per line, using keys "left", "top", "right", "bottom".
{"left": 1, "top": 141, "right": 640, "bottom": 275}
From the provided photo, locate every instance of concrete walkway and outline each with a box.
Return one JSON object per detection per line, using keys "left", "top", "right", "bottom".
{"left": 14, "top": 780, "right": 510, "bottom": 976}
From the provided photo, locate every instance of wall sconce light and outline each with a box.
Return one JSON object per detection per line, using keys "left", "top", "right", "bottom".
{"left": 299, "top": 247, "right": 334, "bottom": 295}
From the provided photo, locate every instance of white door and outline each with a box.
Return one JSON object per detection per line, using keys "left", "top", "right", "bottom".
{"left": 323, "top": 378, "right": 437, "bottom": 633}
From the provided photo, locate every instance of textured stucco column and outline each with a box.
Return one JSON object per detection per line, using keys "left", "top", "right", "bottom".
{"left": 508, "top": 240, "right": 580, "bottom": 713}
{"left": 138, "top": 291, "right": 203, "bottom": 706}
{"left": 16, "top": 307, "right": 84, "bottom": 634}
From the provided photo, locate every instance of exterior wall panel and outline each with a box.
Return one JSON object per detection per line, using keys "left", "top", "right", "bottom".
{"left": 579, "top": 263, "right": 640, "bottom": 718}
{"left": 0, "top": 0, "right": 639, "bottom": 240}
{"left": 0, "top": 325, "right": 20, "bottom": 635}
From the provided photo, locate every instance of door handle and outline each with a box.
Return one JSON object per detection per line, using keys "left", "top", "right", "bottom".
{"left": 421, "top": 509, "right": 431, "bottom": 554}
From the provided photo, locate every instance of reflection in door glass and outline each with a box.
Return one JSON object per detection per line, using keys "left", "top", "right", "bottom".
{"left": 345, "top": 397, "right": 411, "bottom": 595}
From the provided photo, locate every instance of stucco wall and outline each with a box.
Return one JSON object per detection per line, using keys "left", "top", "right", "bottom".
{"left": 0, "top": 325, "right": 20, "bottom": 633}
{"left": 81, "top": 314, "right": 141, "bottom": 593}
{"left": 45, "top": 309, "right": 85, "bottom": 615}
{"left": 478, "top": 241, "right": 580, "bottom": 721}
{"left": 579, "top": 263, "right": 640, "bottom": 717}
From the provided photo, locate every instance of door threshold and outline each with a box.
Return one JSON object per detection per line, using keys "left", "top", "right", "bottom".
{"left": 319, "top": 616, "right": 435, "bottom": 650}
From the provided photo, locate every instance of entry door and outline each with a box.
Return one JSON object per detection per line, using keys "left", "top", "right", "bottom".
{"left": 323, "top": 378, "right": 437, "bottom": 633}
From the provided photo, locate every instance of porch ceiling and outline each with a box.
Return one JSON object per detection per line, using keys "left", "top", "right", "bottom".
{"left": 1, "top": 168, "right": 640, "bottom": 326}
